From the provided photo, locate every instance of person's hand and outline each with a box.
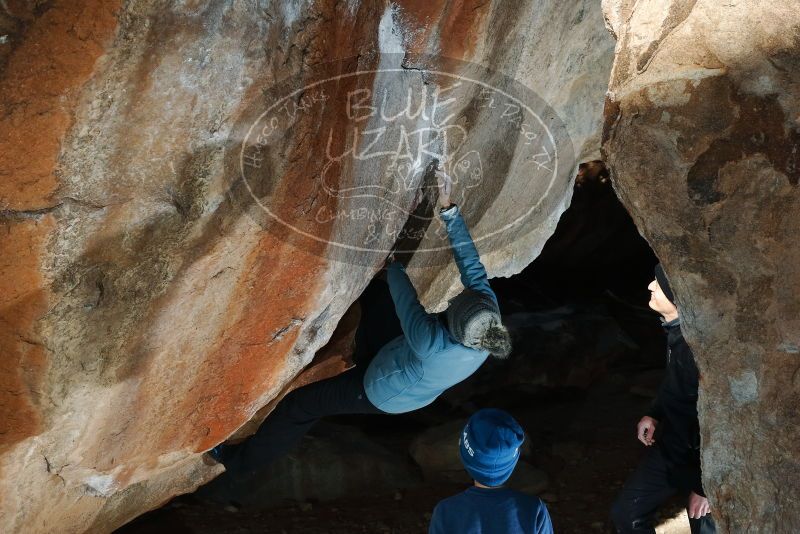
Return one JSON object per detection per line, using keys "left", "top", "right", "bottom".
{"left": 376, "top": 252, "right": 395, "bottom": 281}
{"left": 384, "top": 250, "right": 411, "bottom": 269}
{"left": 637, "top": 416, "right": 658, "bottom": 446}
{"left": 687, "top": 491, "right": 710, "bottom": 519}
{"left": 434, "top": 167, "right": 453, "bottom": 209}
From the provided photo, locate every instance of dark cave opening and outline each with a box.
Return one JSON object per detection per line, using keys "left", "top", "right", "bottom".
{"left": 119, "top": 164, "right": 691, "bottom": 534}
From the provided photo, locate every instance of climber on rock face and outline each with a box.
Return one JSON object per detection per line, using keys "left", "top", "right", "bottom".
{"left": 610, "top": 264, "right": 716, "bottom": 534}
{"left": 201, "top": 164, "right": 512, "bottom": 500}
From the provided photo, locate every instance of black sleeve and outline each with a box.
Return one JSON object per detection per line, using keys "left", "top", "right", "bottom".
{"left": 690, "top": 448, "right": 705, "bottom": 497}
{"left": 645, "top": 382, "right": 666, "bottom": 421}
{"left": 669, "top": 449, "right": 705, "bottom": 497}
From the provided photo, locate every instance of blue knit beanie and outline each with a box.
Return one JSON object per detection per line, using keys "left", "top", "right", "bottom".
{"left": 459, "top": 409, "right": 524, "bottom": 487}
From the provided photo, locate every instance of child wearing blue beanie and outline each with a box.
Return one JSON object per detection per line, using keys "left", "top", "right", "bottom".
{"left": 429, "top": 409, "right": 554, "bottom": 534}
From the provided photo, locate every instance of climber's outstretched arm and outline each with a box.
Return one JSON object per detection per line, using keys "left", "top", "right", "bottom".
{"left": 438, "top": 204, "right": 496, "bottom": 305}
{"left": 386, "top": 261, "right": 447, "bottom": 358}
{"left": 435, "top": 167, "right": 497, "bottom": 306}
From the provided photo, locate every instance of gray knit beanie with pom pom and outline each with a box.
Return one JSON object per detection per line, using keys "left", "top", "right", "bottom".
{"left": 446, "top": 288, "right": 511, "bottom": 358}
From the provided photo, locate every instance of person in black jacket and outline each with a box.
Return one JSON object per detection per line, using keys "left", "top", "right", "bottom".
{"left": 610, "top": 264, "right": 716, "bottom": 534}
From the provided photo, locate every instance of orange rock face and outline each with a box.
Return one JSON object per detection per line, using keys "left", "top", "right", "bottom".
{"left": 0, "top": 0, "right": 121, "bottom": 470}
{"left": 0, "top": 1, "right": 613, "bottom": 532}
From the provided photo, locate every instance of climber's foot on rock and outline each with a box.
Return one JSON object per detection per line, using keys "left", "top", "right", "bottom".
{"left": 206, "top": 445, "right": 224, "bottom": 463}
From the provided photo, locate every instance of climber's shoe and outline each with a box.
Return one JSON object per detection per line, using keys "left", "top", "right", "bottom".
{"left": 202, "top": 445, "right": 225, "bottom": 466}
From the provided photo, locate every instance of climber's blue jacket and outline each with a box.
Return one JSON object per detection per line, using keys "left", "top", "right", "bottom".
{"left": 363, "top": 204, "right": 499, "bottom": 414}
